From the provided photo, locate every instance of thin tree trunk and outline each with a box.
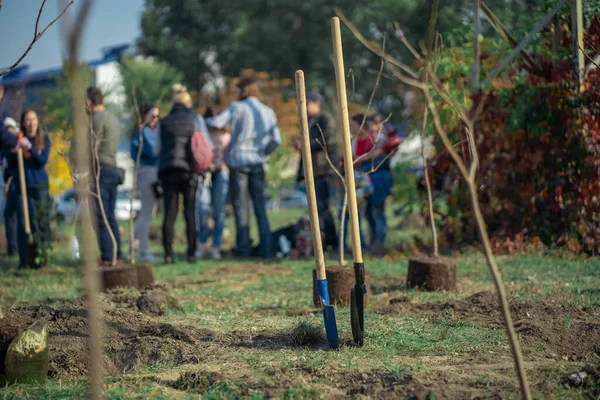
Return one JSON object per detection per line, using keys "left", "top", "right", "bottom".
{"left": 339, "top": 191, "right": 347, "bottom": 265}
{"left": 467, "top": 183, "right": 531, "bottom": 400}
{"left": 419, "top": 115, "right": 438, "bottom": 257}
{"left": 69, "top": 61, "right": 103, "bottom": 400}
{"left": 130, "top": 128, "right": 143, "bottom": 264}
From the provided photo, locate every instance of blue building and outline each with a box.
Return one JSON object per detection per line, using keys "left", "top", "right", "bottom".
{"left": 0, "top": 44, "right": 133, "bottom": 120}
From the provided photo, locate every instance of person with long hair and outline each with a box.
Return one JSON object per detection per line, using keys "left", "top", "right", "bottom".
{"left": 206, "top": 77, "right": 281, "bottom": 258}
{"left": 131, "top": 103, "right": 161, "bottom": 262}
{"left": 159, "top": 84, "right": 210, "bottom": 264}
{"left": 6, "top": 110, "right": 51, "bottom": 268}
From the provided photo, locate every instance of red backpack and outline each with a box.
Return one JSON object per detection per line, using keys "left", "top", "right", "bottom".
{"left": 191, "top": 119, "right": 214, "bottom": 174}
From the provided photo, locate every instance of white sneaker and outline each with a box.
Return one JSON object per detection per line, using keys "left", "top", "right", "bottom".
{"left": 195, "top": 244, "right": 206, "bottom": 259}
{"left": 211, "top": 248, "right": 222, "bottom": 260}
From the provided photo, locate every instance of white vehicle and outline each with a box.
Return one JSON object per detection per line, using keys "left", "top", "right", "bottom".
{"left": 55, "top": 189, "right": 141, "bottom": 223}
{"left": 115, "top": 190, "right": 142, "bottom": 221}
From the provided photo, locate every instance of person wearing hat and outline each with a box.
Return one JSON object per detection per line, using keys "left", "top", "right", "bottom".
{"left": 206, "top": 77, "right": 281, "bottom": 259}
{"left": 292, "top": 92, "right": 338, "bottom": 252}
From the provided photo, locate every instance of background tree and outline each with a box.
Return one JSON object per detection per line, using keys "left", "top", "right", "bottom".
{"left": 119, "top": 56, "right": 184, "bottom": 116}
{"left": 138, "top": 0, "right": 586, "bottom": 120}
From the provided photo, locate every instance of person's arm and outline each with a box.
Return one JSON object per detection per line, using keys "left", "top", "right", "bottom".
{"left": 29, "top": 135, "right": 51, "bottom": 166}
{"left": 206, "top": 106, "right": 232, "bottom": 130}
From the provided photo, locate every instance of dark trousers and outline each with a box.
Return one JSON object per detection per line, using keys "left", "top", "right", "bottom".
{"left": 160, "top": 169, "right": 197, "bottom": 258}
{"left": 4, "top": 183, "right": 18, "bottom": 255}
{"left": 365, "top": 197, "right": 387, "bottom": 247}
{"left": 16, "top": 185, "right": 51, "bottom": 267}
{"left": 91, "top": 167, "right": 122, "bottom": 262}
{"left": 314, "top": 176, "right": 338, "bottom": 250}
{"left": 229, "top": 165, "right": 272, "bottom": 258}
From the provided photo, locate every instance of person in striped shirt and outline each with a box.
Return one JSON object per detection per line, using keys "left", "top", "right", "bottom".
{"left": 206, "top": 77, "right": 281, "bottom": 258}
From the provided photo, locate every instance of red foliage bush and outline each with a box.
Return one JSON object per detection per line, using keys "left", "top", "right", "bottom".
{"left": 433, "top": 17, "right": 600, "bottom": 254}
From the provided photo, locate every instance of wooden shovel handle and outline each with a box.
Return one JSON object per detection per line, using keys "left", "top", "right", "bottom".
{"left": 17, "top": 148, "right": 32, "bottom": 236}
{"left": 331, "top": 17, "right": 363, "bottom": 263}
{"left": 295, "top": 70, "right": 327, "bottom": 280}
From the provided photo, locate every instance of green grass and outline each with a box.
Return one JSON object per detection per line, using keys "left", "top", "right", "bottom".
{"left": 1, "top": 208, "right": 599, "bottom": 399}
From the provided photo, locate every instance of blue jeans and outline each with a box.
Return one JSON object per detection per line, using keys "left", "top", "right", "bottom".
{"left": 366, "top": 197, "right": 387, "bottom": 247}
{"left": 17, "top": 185, "right": 51, "bottom": 267}
{"left": 229, "top": 165, "right": 271, "bottom": 258}
{"left": 91, "top": 167, "right": 122, "bottom": 262}
{"left": 4, "top": 182, "right": 18, "bottom": 255}
{"left": 196, "top": 170, "right": 229, "bottom": 248}
{"left": 338, "top": 199, "right": 366, "bottom": 251}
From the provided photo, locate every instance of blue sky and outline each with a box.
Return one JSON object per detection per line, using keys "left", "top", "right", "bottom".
{"left": 0, "top": 0, "right": 145, "bottom": 73}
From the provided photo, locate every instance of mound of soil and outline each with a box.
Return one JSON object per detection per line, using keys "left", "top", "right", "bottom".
{"left": 0, "top": 286, "right": 206, "bottom": 378}
{"left": 378, "top": 291, "right": 600, "bottom": 361}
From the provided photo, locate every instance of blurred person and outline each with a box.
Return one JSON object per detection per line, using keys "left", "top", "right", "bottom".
{"left": 5, "top": 110, "right": 51, "bottom": 268}
{"left": 195, "top": 107, "right": 230, "bottom": 260}
{"left": 361, "top": 113, "right": 394, "bottom": 252}
{"left": 86, "top": 86, "right": 123, "bottom": 265}
{"left": 337, "top": 114, "right": 376, "bottom": 252}
{"left": 159, "top": 85, "right": 209, "bottom": 264}
{"left": 130, "top": 103, "right": 161, "bottom": 263}
{"left": 292, "top": 92, "right": 338, "bottom": 251}
{"left": 206, "top": 77, "right": 281, "bottom": 258}
{"left": 1, "top": 117, "right": 19, "bottom": 256}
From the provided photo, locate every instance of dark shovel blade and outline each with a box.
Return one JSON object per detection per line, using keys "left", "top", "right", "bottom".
{"left": 323, "top": 305, "right": 339, "bottom": 349}
{"left": 350, "top": 287, "right": 364, "bottom": 346}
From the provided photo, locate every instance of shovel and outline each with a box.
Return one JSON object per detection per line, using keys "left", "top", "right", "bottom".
{"left": 295, "top": 70, "right": 339, "bottom": 350}
{"left": 17, "top": 148, "right": 40, "bottom": 269}
{"left": 331, "top": 17, "right": 367, "bottom": 346}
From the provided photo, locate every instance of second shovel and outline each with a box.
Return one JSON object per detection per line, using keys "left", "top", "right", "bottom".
{"left": 295, "top": 70, "right": 339, "bottom": 350}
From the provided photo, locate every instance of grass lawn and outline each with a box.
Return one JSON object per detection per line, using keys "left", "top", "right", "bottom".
{"left": 0, "top": 208, "right": 599, "bottom": 399}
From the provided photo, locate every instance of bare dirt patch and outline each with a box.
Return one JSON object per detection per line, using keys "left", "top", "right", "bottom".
{"left": 0, "top": 287, "right": 215, "bottom": 378}
{"left": 378, "top": 290, "right": 600, "bottom": 361}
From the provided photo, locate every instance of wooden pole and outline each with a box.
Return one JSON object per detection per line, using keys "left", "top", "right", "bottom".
{"left": 331, "top": 17, "right": 363, "bottom": 264}
{"left": 295, "top": 70, "right": 327, "bottom": 280}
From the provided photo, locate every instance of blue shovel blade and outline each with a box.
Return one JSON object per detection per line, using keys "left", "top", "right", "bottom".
{"left": 317, "top": 279, "right": 339, "bottom": 349}
{"left": 323, "top": 305, "right": 339, "bottom": 349}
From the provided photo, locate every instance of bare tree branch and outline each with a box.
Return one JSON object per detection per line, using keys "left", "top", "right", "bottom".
{"left": 0, "top": 0, "right": 74, "bottom": 78}
{"left": 357, "top": 35, "right": 386, "bottom": 137}
{"left": 335, "top": 8, "right": 420, "bottom": 79}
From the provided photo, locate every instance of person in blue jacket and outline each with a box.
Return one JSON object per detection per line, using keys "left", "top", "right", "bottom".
{"left": 130, "top": 103, "right": 161, "bottom": 262}
{"left": 6, "top": 110, "right": 51, "bottom": 268}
